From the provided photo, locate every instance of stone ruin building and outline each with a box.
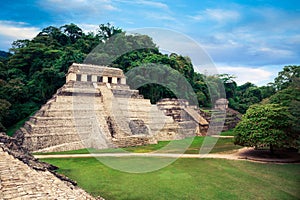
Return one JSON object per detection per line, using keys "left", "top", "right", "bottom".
{"left": 215, "top": 98, "right": 229, "bottom": 111}
{"left": 16, "top": 63, "right": 209, "bottom": 153}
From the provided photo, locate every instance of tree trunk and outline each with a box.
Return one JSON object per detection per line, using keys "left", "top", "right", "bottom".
{"left": 270, "top": 144, "right": 274, "bottom": 155}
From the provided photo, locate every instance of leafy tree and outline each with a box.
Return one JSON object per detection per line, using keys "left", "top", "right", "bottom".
{"left": 259, "top": 83, "right": 276, "bottom": 99}
{"left": 274, "top": 65, "right": 300, "bottom": 91}
{"left": 10, "top": 39, "right": 30, "bottom": 53}
{"left": 192, "top": 73, "right": 210, "bottom": 107}
{"left": 233, "top": 82, "right": 262, "bottom": 113}
{"left": 234, "top": 103, "right": 294, "bottom": 153}
{"left": 60, "top": 23, "right": 83, "bottom": 44}
{"left": 268, "top": 77, "right": 300, "bottom": 147}
{"left": 97, "top": 23, "right": 123, "bottom": 41}
{"left": 0, "top": 99, "right": 11, "bottom": 131}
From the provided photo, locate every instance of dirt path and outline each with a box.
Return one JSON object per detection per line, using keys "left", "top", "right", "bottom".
{"left": 34, "top": 147, "right": 300, "bottom": 163}
{"left": 34, "top": 147, "right": 249, "bottom": 160}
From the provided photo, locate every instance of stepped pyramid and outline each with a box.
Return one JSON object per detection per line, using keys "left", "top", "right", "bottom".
{"left": 17, "top": 63, "right": 187, "bottom": 153}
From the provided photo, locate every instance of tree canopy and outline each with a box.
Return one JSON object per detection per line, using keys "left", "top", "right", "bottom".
{"left": 234, "top": 103, "right": 293, "bottom": 153}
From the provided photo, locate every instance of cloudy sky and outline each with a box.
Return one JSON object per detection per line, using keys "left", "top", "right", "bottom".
{"left": 0, "top": 0, "right": 299, "bottom": 85}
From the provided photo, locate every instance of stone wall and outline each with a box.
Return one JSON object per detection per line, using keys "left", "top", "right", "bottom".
{"left": 112, "top": 136, "right": 156, "bottom": 148}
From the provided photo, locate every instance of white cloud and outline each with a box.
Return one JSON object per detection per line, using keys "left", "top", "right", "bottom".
{"left": 190, "top": 9, "right": 240, "bottom": 23}
{"left": 216, "top": 65, "right": 274, "bottom": 86}
{"left": 0, "top": 21, "right": 39, "bottom": 40}
{"left": 102, "top": 4, "right": 119, "bottom": 11}
{"left": 252, "top": 47, "right": 294, "bottom": 57}
{"left": 115, "top": 0, "right": 168, "bottom": 10}
{"left": 206, "top": 9, "right": 240, "bottom": 22}
{"left": 135, "top": 0, "right": 168, "bottom": 10}
{"left": 144, "top": 12, "right": 176, "bottom": 21}
{"left": 41, "top": 0, "right": 119, "bottom": 12}
{"left": 78, "top": 23, "right": 99, "bottom": 33}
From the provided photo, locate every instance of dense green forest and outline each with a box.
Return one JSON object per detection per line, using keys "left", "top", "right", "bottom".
{"left": 0, "top": 23, "right": 298, "bottom": 136}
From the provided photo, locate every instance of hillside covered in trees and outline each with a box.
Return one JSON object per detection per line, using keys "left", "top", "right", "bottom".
{"left": 0, "top": 23, "right": 298, "bottom": 137}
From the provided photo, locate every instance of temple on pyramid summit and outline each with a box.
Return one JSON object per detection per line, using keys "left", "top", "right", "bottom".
{"left": 16, "top": 63, "right": 209, "bottom": 152}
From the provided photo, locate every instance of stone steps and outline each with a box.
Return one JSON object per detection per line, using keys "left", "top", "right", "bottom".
{"left": 44, "top": 102, "right": 105, "bottom": 110}
{"left": 39, "top": 110, "right": 102, "bottom": 117}
{"left": 55, "top": 95, "right": 103, "bottom": 103}
{"left": 24, "top": 121, "right": 93, "bottom": 134}
{"left": 98, "top": 85, "right": 132, "bottom": 137}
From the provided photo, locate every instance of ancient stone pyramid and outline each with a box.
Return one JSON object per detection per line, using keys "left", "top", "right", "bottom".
{"left": 17, "top": 64, "right": 175, "bottom": 152}
{"left": 17, "top": 63, "right": 208, "bottom": 153}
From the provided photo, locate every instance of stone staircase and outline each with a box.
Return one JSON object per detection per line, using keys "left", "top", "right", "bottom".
{"left": 19, "top": 81, "right": 114, "bottom": 152}
{"left": 99, "top": 83, "right": 182, "bottom": 145}
{"left": 199, "top": 108, "right": 241, "bottom": 134}
{"left": 157, "top": 99, "right": 209, "bottom": 136}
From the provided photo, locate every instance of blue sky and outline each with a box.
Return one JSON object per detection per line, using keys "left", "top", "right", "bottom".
{"left": 0, "top": 0, "right": 299, "bottom": 85}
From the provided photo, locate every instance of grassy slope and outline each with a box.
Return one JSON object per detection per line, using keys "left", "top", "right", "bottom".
{"left": 42, "top": 157, "right": 300, "bottom": 200}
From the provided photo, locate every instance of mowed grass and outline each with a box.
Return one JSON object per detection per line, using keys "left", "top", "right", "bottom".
{"left": 42, "top": 157, "right": 300, "bottom": 200}
{"left": 35, "top": 134, "right": 241, "bottom": 155}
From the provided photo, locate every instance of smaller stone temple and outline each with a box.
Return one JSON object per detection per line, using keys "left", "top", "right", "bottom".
{"left": 157, "top": 99, "right": 209, "bottom": 136}
{"left": 17, "top": 63, "right": 209, "bottom": 152}
{"left": 215, "top": 98, "right": 229, "bottom": 111}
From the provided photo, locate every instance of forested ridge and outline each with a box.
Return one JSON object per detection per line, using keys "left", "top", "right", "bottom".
{"left": 0, "top": 23, "right": 299, "bottom": 139}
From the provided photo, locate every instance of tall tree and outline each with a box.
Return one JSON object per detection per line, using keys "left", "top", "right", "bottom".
{"left": 274, "top": 65, "right": 300, "bottom": 91}
{"left": 0, "top": 99, "right": 11, "bottom": 131}
{"left": 97, "top": 23, "right": 123, "bottom": 41}
{"left": 60, "top": 23, "right": 83, "bottom": 44}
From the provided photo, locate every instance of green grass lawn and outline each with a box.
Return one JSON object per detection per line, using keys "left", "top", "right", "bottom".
{"left": 35, "top": 134, "right": 241, "bottom": 155}
{"left": 42, "top": 157, "right": 300, "bottom": 200}
{"left": 220, "top": 129, "right": 235, "bottom": 136}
